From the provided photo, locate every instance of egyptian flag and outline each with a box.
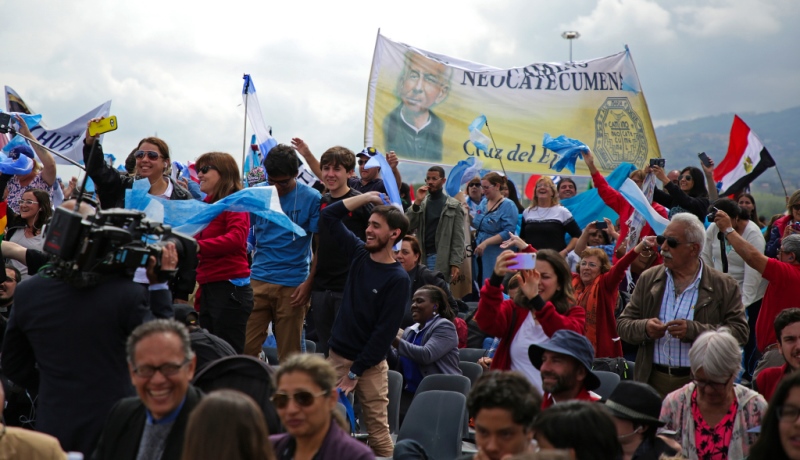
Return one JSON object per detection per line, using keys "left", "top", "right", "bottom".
{"left": 714, "top": 115, "right": 775, "bottom": 196}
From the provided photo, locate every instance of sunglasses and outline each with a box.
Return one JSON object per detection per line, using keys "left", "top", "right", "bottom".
{"left": 792, "top": 204, "right": 800, "bottom": 211}
{"left": 468, "top": 183, "right": 481, "bottom": 188}
{"left": 680, "top": 175, "right": 693, "bottom": 181}
{"left": 267, "top": 177, "right": 292, "bottom": 187}
{"left": 197, "top": 165, "right": 217, "bottom": 174}
{"left": 656, "top": 235, "right": 695, "bottom": 248}
{"left": 134, "top": 150, "right": 161, "bottom": 160}
{"left": 270, "top": 390, "right": 328, "bottom": 409}
{"left": 357, "top": 159, "right": 368, "bottom": 166}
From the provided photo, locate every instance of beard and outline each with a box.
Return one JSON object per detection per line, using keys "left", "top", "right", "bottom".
{"left": 540, "top": 369, "right": 577, "bottom": 395}
{"left": 365, "top": 234, "right": 391, "bottom": 253}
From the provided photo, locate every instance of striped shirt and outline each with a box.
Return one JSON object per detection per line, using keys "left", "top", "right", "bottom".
{"left": 654, "top": 261, "right": 703, "bottom": 367}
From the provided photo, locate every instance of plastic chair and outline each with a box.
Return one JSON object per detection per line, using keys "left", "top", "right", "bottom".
{"left": 416, "top": 374, "right": 471, "bottom": 439}
{"left": 593, "top": 370, "right": 621, "bottom": 400}
{"left": 458, "top": 348, "right": 487, "bottom": 363}
{"left": 262, "top": 346, "right": 279, "bottom": 365}
{"left": 397, "top": 391, "right": 465, "bottom": 460}
{"left": 458, "top": 361, "right": 483, "bottom": 388}
{"left": 304, "top": 339, "right": 316, "bottom": 354}
{"left": 387, "top": 370, "right": 403, "bottom": 434}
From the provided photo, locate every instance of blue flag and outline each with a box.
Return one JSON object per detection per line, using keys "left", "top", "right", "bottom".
{"left": 468, "top": 115, "right": 491, "bottom": 153}
{"left": 544, "top": 134, "right": 589, "bottom": 174}
{"left": 0, "top": 135, "right": 34, "bottom": 175}
{"left": 446, "top": 157, "right": 482, "bottom": 197}
{"left": 561, "top": 163, "right": 638, "bottom": 229}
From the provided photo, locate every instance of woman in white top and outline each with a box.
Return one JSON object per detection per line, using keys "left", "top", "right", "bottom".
{"left": 5, "top": 189, "right": 52, "bottom": 279}
{"left": 520, "top": 176, "right": 581, "bottom": 257}
{"left": 701, "top": 198, "right": 767, "bottom": 381}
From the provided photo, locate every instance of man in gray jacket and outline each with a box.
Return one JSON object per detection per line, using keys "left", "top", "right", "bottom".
{"left": 406, "top": 166, "right": 466, "bottom": 283}
{"left": 617, "top": 213, "right": 748, "bottom": 397}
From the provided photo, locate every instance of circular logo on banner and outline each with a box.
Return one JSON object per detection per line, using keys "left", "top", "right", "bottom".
{"left": 593, "top": 97, "right": 648, "bottom": 170}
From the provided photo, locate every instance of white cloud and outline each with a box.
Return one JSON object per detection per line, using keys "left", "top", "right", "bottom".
{"left": 562, "top": 0, "right": 676, "bottom": 44}
{"left": 674, "top": 0, "right": 783, "bottom": 38}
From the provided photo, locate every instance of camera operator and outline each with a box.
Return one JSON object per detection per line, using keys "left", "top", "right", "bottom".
{"left": 0, "top": 237, "right": 179, "bottom": 457}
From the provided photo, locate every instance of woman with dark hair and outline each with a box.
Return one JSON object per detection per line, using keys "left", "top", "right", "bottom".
{"left": 474, "top": 248, "right": 585, "bottom": 392}
{"left": 270, "top": 354, "right": 374, "bottom": 460}
{"left": 472, "top": 172, "right": 518, "bottom": 283}
{"left": 571, "top": 229, "right": 653, "bottom": 358}
{"left": 766, "top": 190, "right": 800, "bottom": 258}
{"left": 388, "top": 284, "right": 461, "bottom": 421}
{"left": 520, "top": 176, "right": 581, "bottom": 256}
{"left": 651, "top": 164, "right": 710, "bottom": 222}
{"left": 749, "top": 371, "right": 800, "bottom": 460}
{"left": 181, "top": 389, "right": 275, "bottom": 460}
{"left": 737, "top": 193, "right": 764, "bottom": 230}
{"left": 532, "top": 400, "right": 623, "bottom": 460}
{"left": 2, "top": 187, "right": 52, "bottom": 279}
{"left": 193, "top": 152, "right": 253, "bottom": 354}
{"left": 501, "top": 178, "right": 525, "bottom": 214}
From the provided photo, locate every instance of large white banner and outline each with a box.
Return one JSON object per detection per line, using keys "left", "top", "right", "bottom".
{"left": 365, "top": 34, "right": 661, "bottom": 175}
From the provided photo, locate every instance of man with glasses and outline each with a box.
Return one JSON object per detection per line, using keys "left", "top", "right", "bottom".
{"left": 244, "top": 144, "right": 321, "bottom": 362}
{"left": 713, "top": 210, "right": 800, "bottom": 380}
{"left": 94, "top": 319, "right": 202, "bottom": 460}
{"left": 350, "top": 148, "right": 402, "bottom": 194}
{"left": 406, "top": 166, "right": 466, "bottom": 282}
{"left": 618, "top": 213, "right": 748, "bottom": 396}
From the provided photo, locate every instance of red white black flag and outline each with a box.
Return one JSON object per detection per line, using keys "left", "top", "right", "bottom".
{"left": 713, "top": 115, "right": 775, "bottom": 196}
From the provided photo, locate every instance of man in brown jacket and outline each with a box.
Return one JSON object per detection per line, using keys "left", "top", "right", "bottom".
{"left": 617, "top": 213, "right": 748, "bottom": 397}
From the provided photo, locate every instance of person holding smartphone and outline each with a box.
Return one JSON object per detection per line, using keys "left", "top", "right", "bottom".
{"left": 765, "top": 189, "right": 800, "bottom": 258}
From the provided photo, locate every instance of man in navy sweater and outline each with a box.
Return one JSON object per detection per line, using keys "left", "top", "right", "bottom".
{"left": 323, "top": 192, "right": 410, "bottom": 458}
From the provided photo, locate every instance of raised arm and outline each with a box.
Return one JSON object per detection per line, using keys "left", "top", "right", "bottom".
{"left": 701, "top": 158, "right": 718, "bottom": 202}
{"left": 16, "top": 115, "right": 56, "bottom": 187}
{"left": 291, "top": 138, "right": 323, "bottom": 181}
{"left": 714, "top": 210, "right": 768, "bottom": 274}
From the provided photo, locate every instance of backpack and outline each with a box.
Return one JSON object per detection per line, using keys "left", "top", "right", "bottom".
{"left": 592, "top": 357, "right": 633, "bottom": 380}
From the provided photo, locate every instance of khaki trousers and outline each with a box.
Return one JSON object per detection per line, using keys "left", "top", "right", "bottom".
{"left": 648, "top": 369, "right": 692, "bottom": 398}
{"left": 244, "top": 280, "right": 306, "bottom": 362}
{"left": 328, "top": 350, "right": 393, "bottom": 457}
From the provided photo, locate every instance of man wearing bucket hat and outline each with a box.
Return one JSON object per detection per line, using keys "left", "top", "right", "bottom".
{"left": 528, "top": 329, "right": 601, "bottom": 409}
{"left": 605, "top": 381, "right": 679, "bottom": 460}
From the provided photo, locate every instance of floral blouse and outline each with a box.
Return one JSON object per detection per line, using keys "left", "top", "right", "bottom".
{"left": 692, "top": 388, "right": 737, "bottom": 459}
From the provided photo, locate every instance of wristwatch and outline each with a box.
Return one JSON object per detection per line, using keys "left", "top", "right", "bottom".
{"left": 347, "top": 371, "right": 359, "bottom": 381}
{"left": 724, "top": 227, "right": 735, "bottom": 236}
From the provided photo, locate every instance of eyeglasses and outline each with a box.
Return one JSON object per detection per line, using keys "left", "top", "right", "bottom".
{"left": 132, "top": 359, "right": 190, "bottom": 378}
{"left": 481, "top": 185, "right": 494, "bottom": 190}
{"left": 657, "top": 235, "right": 695, "bottom": 249}
{"left": 792, "top": 204, "right": 800, "bottom": 211}
{"left": 579, "top": 261, "right": 599, "bottom": 269}
{"left": 777, "top": 405, "right": 800, "bottom": 423}
{"left": 692, "top": 374, "right": 731, "bottom": 391}
{"left": 18, "top": 199, "right": 38, "bottom": 206}
{"left": 134, "top": 150, "right": 161, "bottom": 160}
{"left": 468, "top": 183, "right": 481, "bottom": 188}
{"left": 267, "top": 177, "right": 292, "bottom": 187}
{"left": 270, "top": 390, "right": 329, "bottom": 409}
{"left": 680, "top": 175, "right": 693, "bottom": 181}
{"left": 357, "top": 159, "right": 368, "bottom": 166}
{"left": 197, "top": 165, "right": 217, "bottom": 174}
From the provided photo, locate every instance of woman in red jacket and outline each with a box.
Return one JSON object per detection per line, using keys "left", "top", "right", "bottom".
{"left": 571, "top": 224, "right": 654, "bottom": 358}
{"left": 474, "top": 248, "right": 585, "bottom": 393}
{"left": 194, "top": 152, "right": 253, "bottom": 353}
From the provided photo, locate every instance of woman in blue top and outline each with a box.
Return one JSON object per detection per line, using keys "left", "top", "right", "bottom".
{"left": 471, "top": 172, "right": 519, "bottom": 283}
{"left": 388, "top": 284, "right": 461, "bottom": 423}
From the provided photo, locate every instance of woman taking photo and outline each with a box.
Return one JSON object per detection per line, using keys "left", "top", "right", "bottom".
{"left": 3, "top": 188, "right": 52, "bottom": 279}
{"left": 766, "top": 190, "right": 800, "bottom": 258}
{"left": 471, "top": 172, "right": 518, "bottom": 283}
{"left": 4, "top": 116, "right": 57, "bottom": 215}
{"left": 270, "top": 354, "right": 374, "bottom": 460}
{"left": 749, "top": 371, "right": 800, "bottom": 460}
{"left": 474, "top": 248, "right": 584, "bottom": 392}
{"left": 388, "top": 284, "right": 461, "bottom": 421}
{"left": 519, "top": 176, "right": 581, "bottom": 257}
{"left": 193, "top": 152, "right": 253, "bottom": 354}
{"left": 659, "top": 328, "right": 766, "bottom": 459}
{"left": 571, "top": 228, "right": 651, "bottom": 358}
{"left": 651, "top": 165, "right": 710, "bottom": 222}
{"left": 182, "top": 390, "right": 275, "bottom": 460}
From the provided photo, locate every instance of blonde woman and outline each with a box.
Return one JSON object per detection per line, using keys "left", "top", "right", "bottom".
{"left": 520, "top": 177, "right": 581, "bottom": 257}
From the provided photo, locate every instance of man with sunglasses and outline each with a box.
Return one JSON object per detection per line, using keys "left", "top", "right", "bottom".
{"left": 350, "top": 148, "right": 402, "bottom": 194}
{"left": 94, "top": 319, "right": 202, "bottom": 460}
{"left": 618, "top": 213, "right": 748, "bottom": 397}
{"left": 713, "top": 209, "right": 800, "bottom": 380}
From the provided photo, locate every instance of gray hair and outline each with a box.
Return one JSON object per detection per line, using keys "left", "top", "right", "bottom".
{"left": 669, "top": 213, "right": 706, "bottom": 253}
{"left": 783, "top": 234, "right": 800, "bottom": 260}
{"left": 126, "top": 319, "right": 194, "bottom": 364}
{"left": 689, "top": 328, "right": 741, "bottom": 381}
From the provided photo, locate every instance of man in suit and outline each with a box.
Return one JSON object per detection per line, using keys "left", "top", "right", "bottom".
{"left": 93, "top": 319, "right": 202, "bottom": 460}
{"left": 1, "top": 243, "right": 178, "bottom": 456}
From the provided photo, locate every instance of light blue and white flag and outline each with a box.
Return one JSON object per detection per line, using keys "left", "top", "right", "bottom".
{"left": 0, "top": 111, "right": 42, "bottom": 131}
{"left": 125, "top": 179, "right": 306, "bottom": 237}
{"left": 0, "top": 135, "right": 35, "bottom": 175}
{"left": 243, "top": 134, "right": 261, "bottom": 188}
{"left": 361, "top": 148, "right": 402, "bottom": 212}
{"left": 242, "top": 75, "right": 315, "bottom": 186}
{"left": 561, "top": 163, "right": 637, "bottom": 229}
{"left": 446, "top": 157, "right": 482, "bottom": 197}
{"left": 544, "top": 133, "right": 589, "bottom": 174}
{"left": 468, "top": 115, "right": 492, "bottom": 153}
{"left": 619, "top": 178, "right": 669, "bottom": 235}
{"left": 621, "top": 46, "right": 641, "bottom": 95}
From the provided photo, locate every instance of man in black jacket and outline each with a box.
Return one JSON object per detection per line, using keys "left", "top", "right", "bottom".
{"left": 93, "top": 319, "right": 202, "bottom": 460}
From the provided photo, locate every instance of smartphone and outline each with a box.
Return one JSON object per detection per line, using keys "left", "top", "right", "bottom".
{"left": 793, "top": 222, "right": 800, "bottom": 232}
{"left": 508, "top": 252, "right": 537, "bottom": 270}
{"left": 649, "top": 158, "right": 666, "bottom": 168}
{"left": 0, "top": 113, "right": 11, "bottom": 134}
{"left": 595, "top": 221, "right": 608, "bottom": 230}
{"left": 88, "top": 116, "right": 118, "bottom": 137}
{"left": 698, "top": 152, "right": 712, "bottom": 168}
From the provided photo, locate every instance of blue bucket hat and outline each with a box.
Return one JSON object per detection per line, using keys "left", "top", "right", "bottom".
{"left": 528, "top": 330, "right": 600, "bottom": 391}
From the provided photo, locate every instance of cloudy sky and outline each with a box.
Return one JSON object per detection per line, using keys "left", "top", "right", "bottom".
{"left": 3, "top": 0, "right": 798, "bottom": 174}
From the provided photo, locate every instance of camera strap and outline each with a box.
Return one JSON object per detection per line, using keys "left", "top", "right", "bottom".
{"left": 717, "top": 231, "right": 728, "bottom": 273}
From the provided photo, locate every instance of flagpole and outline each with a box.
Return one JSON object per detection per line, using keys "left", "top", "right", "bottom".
{"left": 483, "top": 120, "right": 507, "bottom": 177}
{"left": 14, "top": 132, "right": 85, "bottom": 169}
{"left": 774, "top": 167, "right": 789, "bottom": 200}
{"left": 241, "top": 74, "right": 250, "bottom": 180}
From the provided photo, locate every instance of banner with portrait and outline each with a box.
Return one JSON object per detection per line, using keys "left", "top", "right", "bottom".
{"left": 364, "top": 33, "right": 661, "bottom": 175}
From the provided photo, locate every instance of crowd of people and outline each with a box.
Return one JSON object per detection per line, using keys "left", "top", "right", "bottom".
{"left": 0, "top": 112, "right": 800, "bottom": 460}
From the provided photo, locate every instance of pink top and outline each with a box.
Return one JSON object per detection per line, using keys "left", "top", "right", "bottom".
{"left": 692, "top": 388, "right": 738, "bottom": 460}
